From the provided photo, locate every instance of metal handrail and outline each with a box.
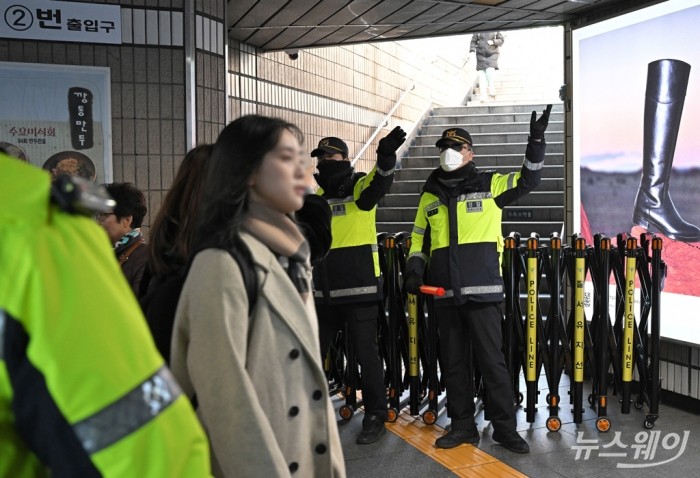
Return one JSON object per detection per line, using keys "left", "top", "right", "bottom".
{"left": 351, "top": 52, "right": 475, "bottom": 168}
{"left": 351, "top": 83, "right": 416, "bottom": 167}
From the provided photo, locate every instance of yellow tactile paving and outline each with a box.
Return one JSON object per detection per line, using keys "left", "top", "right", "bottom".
{"left": 385, "top": 413, "right": 527, "bottom": 478}
{"left": 453, "top": 461, "right": 527, "bottom": 477}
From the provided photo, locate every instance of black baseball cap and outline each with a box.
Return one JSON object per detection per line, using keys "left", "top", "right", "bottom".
{"left": 435, "top": 128, "right": 473, "bottom": 148}
{"left": 310, "top": 137, "right": 349, "bottom": 158}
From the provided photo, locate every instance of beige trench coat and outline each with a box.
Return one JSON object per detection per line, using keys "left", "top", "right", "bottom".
{"left": 171, "top": 232, "right": 345, "bottom": 478}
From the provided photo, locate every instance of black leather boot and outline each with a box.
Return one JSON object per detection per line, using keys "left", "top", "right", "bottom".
{"left": 632, "top": 59, "right": 700, "bottom": 242}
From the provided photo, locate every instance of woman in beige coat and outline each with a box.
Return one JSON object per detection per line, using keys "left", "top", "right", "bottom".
{"left": 170, "top": 115, "right": 345, "bottom": 477}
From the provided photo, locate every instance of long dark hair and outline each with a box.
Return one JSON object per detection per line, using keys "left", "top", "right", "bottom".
{"left": 193, "top": 115, "right": 303, "bottom": 251}
{"left": 148, "top": 144, "right": 213, "bottom": 278}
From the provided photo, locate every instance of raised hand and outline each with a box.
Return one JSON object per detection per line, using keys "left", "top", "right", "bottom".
{"left": 530, "top": 104, "right": 553, "bottom": 141}
{"left": 377, "top": 126, "right": 407, "bottom": 157}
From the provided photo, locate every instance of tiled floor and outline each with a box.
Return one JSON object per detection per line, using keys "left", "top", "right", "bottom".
{"left": 336, "top": 374, "right": 700, "bottom": 477}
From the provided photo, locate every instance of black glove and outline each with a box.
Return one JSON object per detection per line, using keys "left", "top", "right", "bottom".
{"left": 403, "top": 272, "right": 423, "bottom": 295}
{"left": 529, "top": 104, "right": 553, "bottom": 141}
{"left": 377, "top": 126, "right": 407, "bottom": 156}
{"left": 376, "top": 126, "right": 407, "bottom": 171}
{"left": 403, "top": 255, "right": 425, "bottom": 295}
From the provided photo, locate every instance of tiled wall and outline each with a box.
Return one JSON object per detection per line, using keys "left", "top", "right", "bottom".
{"left": 658, "top": 340, "right": 700, "bottom": 399}
{"left": 2, "top": 0, "right": 470, "bottom": 230}
{"left": 0, "top": 0, "right": 224, "bottom": 236}
{"left": 228, "top": 39, "right": 472, "bottom": 172}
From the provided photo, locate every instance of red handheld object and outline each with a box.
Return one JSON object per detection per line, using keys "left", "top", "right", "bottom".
{"left": 419, "top": 285, "right": 445, "bottom": 296}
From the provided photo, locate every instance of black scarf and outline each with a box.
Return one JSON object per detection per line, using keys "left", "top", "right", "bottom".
{"left": 314, "top": 160, "right": 355, "bottom": 198}
{"left": 425, "top": 162, "right": 483, "bottom": 202}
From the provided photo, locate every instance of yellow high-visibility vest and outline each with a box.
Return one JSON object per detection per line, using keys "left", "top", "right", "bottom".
{"left": 408, "top": 150, "right": 544, "bottom": 304}
{"left": 314, "top": 169, "right": 383, "bottom": 304}
{"left": 0, "top": 154, "right": 211, "bottom": 477}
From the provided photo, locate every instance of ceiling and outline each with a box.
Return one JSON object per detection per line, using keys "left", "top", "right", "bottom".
{"left": 228, "top": 0, "right": 663, "bottom": 51}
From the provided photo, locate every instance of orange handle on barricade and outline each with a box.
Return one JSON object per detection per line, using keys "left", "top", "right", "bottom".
{"left": 419, "top": 285, "right": 445, "bottom": 296}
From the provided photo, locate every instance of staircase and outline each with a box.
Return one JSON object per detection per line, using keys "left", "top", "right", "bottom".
{"left": 377, "top": 103, "right": 565, "bottom": 240}
{"left": 377, "top": 27, "right": 566, "bottom": 240}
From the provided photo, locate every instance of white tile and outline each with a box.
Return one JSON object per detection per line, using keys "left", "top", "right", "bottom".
{"left": 660, "top": 360, "right": 668, "bottom": 392}
{"left": 210, "top": 19, "right": 217, "bottom": 54}
{"left": 146, "top": 9, "right": 158, "bottom": 45}
{"left": 203, "top": 18, "right": 211, "bottom": 53}
{"left": 217, "top": 21, "right": 224, "bottom": 55}
{"left": 689, "top": 370, "right": 700, "bottom": 398}
{"left": 171, "top": 12, "right": 183, "bottom": 47}
{"left": 677, "top": 365, "right": 687, "bottom": 395}
{"left": 132, "top": 8, "right": 146, "bottom": 44}
{"left": 196, "top": 15, "right": 203, "bottom": 50}
{"left": 121, "top": 8, "right": 133, "bottom": 44}
{"left": 159, "top": 11, "right": 171, "bottom": 46}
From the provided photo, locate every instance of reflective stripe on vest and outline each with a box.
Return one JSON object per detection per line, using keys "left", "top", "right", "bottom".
{"left": 313, "top": 285, "right": 378, "bottom": 298}
{"left": 507, "top": 172, "right": 516, "bottom": 189}
{"left": 435, "top": 284, "right": 504, "bottom": 299}
{"left": 456, "top": 192, "right": 492, "bottom": 202}
{"left": 73, "top": 366, "right": 181, "bottom": 454}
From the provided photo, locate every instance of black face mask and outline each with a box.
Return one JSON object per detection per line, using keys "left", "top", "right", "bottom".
{"left": 316, "top": 159, "right": 351, "bottom": 177}
{"left": 315, "top": 160, "right": 354, "bottom": 198}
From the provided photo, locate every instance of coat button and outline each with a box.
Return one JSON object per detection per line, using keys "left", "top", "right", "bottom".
{"left": 312, "top": 390, "right": 322, "bottom": 400}
{"left": 289, "top": 462, "right": 298, "bottom": 473}
{"left": 315, "top": 443, "right": 327, "bottom": 454}
{"left": 289, "top": 349, "right": 300, "bottom": 359}
{"left": 289, "top": 406, "right": 299, "bottom": 417}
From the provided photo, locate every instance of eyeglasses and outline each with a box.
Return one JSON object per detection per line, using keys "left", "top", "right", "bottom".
{"left": 94, "top": 212, "right": 115, "bottom": 222}
{"left": 439, "top": 143, "right": 471, "bottom": 153}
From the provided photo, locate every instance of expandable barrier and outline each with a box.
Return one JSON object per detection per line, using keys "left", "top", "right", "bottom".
{"left": 502, "top": 231, "right": 666, "bottom": 432}
{"left": 327, "top": 230, "right": 665, "bottom": 432}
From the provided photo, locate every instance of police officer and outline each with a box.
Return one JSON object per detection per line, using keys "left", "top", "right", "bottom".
{"left": 0, "top": 153, "right": 211, "bottom": 477}
{"left": 403, "top": 105, "right": 552, "bottom": 453}
{"left": 312, "top": 127, "right": 406, "bottom": 444}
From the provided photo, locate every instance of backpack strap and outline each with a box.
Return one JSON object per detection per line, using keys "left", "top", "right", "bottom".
{"left": 227, "top": 243, "right": 258, "bottom": 318}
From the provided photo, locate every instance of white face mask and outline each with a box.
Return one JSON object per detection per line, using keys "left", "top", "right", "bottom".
{"left": 439, "top": 148, "right": 464, "bottom": 171}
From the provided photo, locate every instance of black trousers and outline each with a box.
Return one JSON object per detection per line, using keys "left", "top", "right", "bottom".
{"left": 317, "top": 302, "right": 387, "bottom": 421}
{"left": 436, "top": 301, "right": 516, "bottom": 432}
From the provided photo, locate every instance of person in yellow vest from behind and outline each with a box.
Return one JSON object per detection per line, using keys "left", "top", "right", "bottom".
{"left": 0, "top": 153, "right": 211, "bottom": 477}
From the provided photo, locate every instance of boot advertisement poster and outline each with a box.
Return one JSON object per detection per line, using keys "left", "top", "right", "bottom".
{"left": 574, "top": 0, "right": 700, "bottom": 344}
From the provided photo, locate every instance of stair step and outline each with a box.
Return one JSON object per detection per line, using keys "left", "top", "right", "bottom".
{"left": 420, "top": 122, "right": 563, "bottom": 135}
{"left": 433, "top": 104, "right": 563, "bottom": 116}
{"left": 377, "top": 206, "right": 564, "bottom": 223}
{"left": 410, "top": 142, "right": 565, "bottom": 155}
{"left": 401, "top": 153, "right": 565, "bottom": 169}
{"left": 414, "top": 131, "right": 563, "bottom": 146}
{"left": 396, "top": 166, "right": 563, "bottom": 181}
